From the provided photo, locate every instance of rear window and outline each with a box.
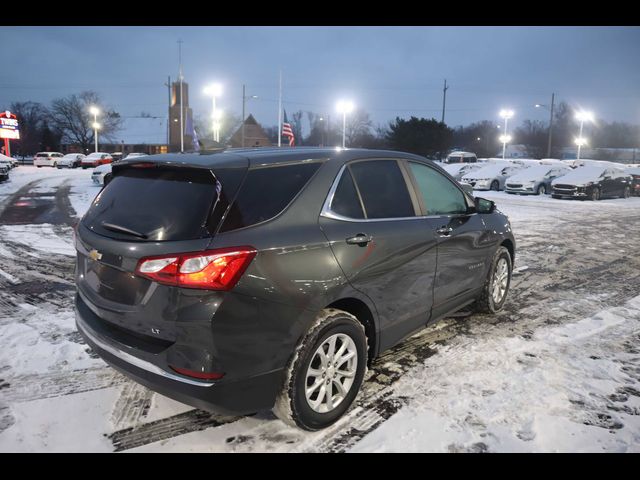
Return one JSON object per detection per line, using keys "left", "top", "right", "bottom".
{"left": 219, "top": 162, "right": 320, "bottom": 233}
{"left": 35, "top": 153, "right": 49, "bottom": 157}
{"left": 82, "top": 167, "right": 220, "bottom": 242}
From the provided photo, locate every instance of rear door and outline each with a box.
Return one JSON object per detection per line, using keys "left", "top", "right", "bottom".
{"left": 319, "top": 158, "right": 439, "bottom": 350}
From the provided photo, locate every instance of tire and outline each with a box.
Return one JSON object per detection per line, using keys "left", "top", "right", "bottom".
{"left": 273, "top": 308, "right": 368, "bottom": 431}
{"left": 474, "top": 246, "right": 512, "bottom": 314}
{"left": 551, "top": 194, "right": 561, "bottom": 199}
{"left": 103, "top": 173, "right": 112, "bottom": 186}
{"left": 490, "top": 180, "right": 500, "bottom": 191}
{"left": 590, "top": 188, "right": 600, "bottom": 201}
{"left": 37, "top": 166, "right": 42, "bottom": 168}
{"left": 622, "top": 187, "right": 630, "bottom": 199}
{"left": 53, "top": 162, "right": 57, "bottom": 168}
{"left": 537, "top": 184, "right": 546, "bottom": 195}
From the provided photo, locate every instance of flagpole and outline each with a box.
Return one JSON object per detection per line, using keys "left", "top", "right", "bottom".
{"left": 278, "top": 69, "right": 282, "bottom": 147}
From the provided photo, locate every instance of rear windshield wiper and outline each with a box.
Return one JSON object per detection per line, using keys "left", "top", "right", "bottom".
{"left": 101, "top": 222, "right": 148, "bottom": 239}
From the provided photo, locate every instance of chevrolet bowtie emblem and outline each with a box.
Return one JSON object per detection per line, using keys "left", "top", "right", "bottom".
{"left": 88, "top": 249, "right": 103, "bottom": 261}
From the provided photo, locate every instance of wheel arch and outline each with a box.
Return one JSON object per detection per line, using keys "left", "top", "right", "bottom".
{"left": 500, "top": 238, "right": 515, "bottom": 264}
{"left": 325, "top": 297, "right": 377, "bottom": 364}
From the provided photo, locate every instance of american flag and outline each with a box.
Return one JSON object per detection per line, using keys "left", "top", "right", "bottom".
{"left": 282, "top": 109, "right": 295, "bottom": 147}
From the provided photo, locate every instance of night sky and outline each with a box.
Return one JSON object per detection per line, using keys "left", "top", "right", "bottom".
{"left": 1, "top": 26, "right": 639, "bottom": 134}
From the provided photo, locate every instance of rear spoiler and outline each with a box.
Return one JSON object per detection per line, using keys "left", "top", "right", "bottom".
{"left": 112, "top": 153, "right": 249, "bottom": 176}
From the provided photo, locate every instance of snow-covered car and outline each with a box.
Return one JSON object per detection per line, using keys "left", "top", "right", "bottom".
{"left": 442, "top": 162, "right": 484, "bottom": 181}
{"left": 0, "top": 153, "right": 16, "bottom": 171}
{"left": 81, "top": 152, "right": 113, "bottom": 169}
{"left": 91, "top": 163, "right": 112, "bottom": 186}
{"left": 551, "top": 166, "right": 633, "bottom": 200}
{"left": 57, "top": 153, "right": 85, "bottom": 168}
{"left": 461, "top": 163, "right": 526, "bottom": 191}
{"left": 505, "top": 164, "right": 572, "bottom": 195}
{"left": 33, "top": 151, "right": 64, "bottom": 168}
{"left": 624, "top": 166, "right": 640, "bottom": 196}
{"left": 0, "top": 163, "right": 8, "bottom": 181}
{"left": 124, "top": 152, "right": 148, "bottom": 159}
{"left": 444, "top": 151, "right": 477, "bottom": 164}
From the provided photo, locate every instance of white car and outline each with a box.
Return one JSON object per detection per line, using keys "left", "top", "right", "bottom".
{"left": 0, "top": 153, "right": 16, "bottom": 171}
{"left": 124, "top": 152, "right": 148, "bottom": 159}
{"left": 505, "top": 164, "right": 572, "bottom": 195}
{"left": 461, "top": 163, "right": 526, "bottom": 191}
{"left": 33, "top": 151, "right": 64, "bottom": 168}
{"left": 442, "top": 162, "right": 484, "bottom": 181}
{"left": 57, "top": 153, "right": 86, "bottom": 168}
{"left": 91, "top": 163, "right": 112, "bottom": 186}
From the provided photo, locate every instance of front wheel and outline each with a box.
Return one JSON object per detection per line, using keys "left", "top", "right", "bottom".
{"left": 273, "top": 308, "right": 367, "bottom": 431}
{"left": 591, "top": 188, "right": 601, "bottom": 201}
{"left": 474, "top": 246, "right": 512, "bottom": 314}
{"left": 490, "top": 180, "right": 500, "bottom": 191}
{"left": 622, "top": 187, "right": 630, "bottom": 199}
{"left": 537, "top": 184, "right": 546, "bottom": 195}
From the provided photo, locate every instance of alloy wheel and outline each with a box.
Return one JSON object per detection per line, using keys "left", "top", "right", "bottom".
{"left": 492, "top": 258, "right": 509, "bottom": 304}
{"left": 305, "top": 333, "right": 358, "bottom": 414}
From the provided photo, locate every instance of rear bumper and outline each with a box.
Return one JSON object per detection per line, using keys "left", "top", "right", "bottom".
{"left": 75, "top": 294, "right": 285, "bottom": 415}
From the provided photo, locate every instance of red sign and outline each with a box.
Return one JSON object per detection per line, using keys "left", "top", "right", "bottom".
{"left": 0, "top": 111, "right": 20, "bottom": 140}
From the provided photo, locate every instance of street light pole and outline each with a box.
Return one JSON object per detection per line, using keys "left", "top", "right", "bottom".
{"left": 242, "top": 84, "right": 246, "bottom": 148}
{"left": 499, "top": 109, "right": 514, "bottom": 160}
{"left": 336, "top": 101, "right": 354, "bottom": 148}
{"left": 204, "top": 84, "right": 222, "bottom": 143}
{"left": 575, "top": 111, "right": 594, "bottom": 161}
{"left": 547, "top": 93, "right": 555, "bottom": 158}
{"left": 90, "top": 106, "right": 100, "bottom": 153}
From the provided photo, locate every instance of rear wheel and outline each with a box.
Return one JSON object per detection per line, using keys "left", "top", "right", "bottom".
{"left": 490, "top": 180, "right": 500, "bottom": 191}
{"left": 474, "top": 246, "right": 512, "bottom": 314}
{"left": 273, "top": 308, "right": 367, "bottom": 431}
{"left": 622, "top": 186, "right": 630, "bottom": 199}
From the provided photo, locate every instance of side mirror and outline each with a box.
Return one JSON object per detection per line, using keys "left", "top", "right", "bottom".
{"left": 475, "top": 197, "right": 496, "bottom": 214}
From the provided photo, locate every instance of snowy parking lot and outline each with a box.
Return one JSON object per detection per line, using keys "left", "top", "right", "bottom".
{"left": 0, "top": 166, "right": 639, "bottom": 452}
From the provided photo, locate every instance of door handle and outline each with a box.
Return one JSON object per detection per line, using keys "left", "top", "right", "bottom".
{"left": 436, "top": 226, "right": 453, "bottom": 236}
{"left": 346, "top": 234, "right": 372, "bottom": 246}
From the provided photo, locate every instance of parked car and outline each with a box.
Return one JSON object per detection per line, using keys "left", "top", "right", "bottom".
{"left": 624, "top": 166, "right": 640, "bottom": 196}
{"left": 124, "top": 152, "right": 148, "bottom": 159}
{"left": 91, "top": 163, "right": 113, "bottom": 186}
{"left": 461, "top": 163, "right": 525, "bottom": 191}
{"left": 551, "top": 166, "right": 633, "bottom": 200}
{"left": 81, "top": 152, "right": 113, "bottom": 169}
{"left": 74, "top": 147, "right": 516, "bottom": 431}
{"left": 444, "top": 151, "right": 478, "bottom": 164}
{"left": 0, "top": 163, "right": 8, "bottom": 181}
{"left": 57, "top": 153, "right": 85, "bottom": 169}
{"left": 442, "top": 162, "right": 484, "bottom": 181}
{"left": 505, "top": 164, "right": 572, "bottom": 195}
{"left": 33, "top": 151, "right": 64, "bottom": 168}
{"left": 0, "top": 154, "right": 15, "bottom": 171}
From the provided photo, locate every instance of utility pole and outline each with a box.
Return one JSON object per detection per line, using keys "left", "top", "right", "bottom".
{"left": 278, "top": 70, "right": 282, "bottom": 147}
{"left": 165, "top": 75, "right": 171, "bottom": 147}
{"left": 241, "top": 84, "right": 246, "bottom": 148}
{"left": 546, "top": 92, "right": 555, "bottom": 158}
{"left": 441, "top": 79, "right": 449, "bottom": 124}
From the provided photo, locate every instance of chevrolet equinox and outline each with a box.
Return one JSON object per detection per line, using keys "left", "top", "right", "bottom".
{"left": 75, "top": 147, "right": 515, "bottom": 431}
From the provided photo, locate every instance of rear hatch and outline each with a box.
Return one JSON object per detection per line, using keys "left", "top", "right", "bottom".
{"left": 76, "top": 155, "right": 248, "bottom": 341}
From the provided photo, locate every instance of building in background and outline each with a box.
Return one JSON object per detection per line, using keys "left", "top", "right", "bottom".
{"left": 228, "top": 114, "right": 271, "bottom": 148}
{"left": 168, "top": 80, "right": 195, "bottom": 152}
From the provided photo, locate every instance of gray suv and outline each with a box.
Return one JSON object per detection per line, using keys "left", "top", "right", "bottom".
{"left": 75, "top": 148, "right": 515, "bottom": 430}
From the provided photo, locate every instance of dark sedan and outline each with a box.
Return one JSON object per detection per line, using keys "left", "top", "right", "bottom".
{"left": 551, "top": 166, "right": 632, "bottom": 200}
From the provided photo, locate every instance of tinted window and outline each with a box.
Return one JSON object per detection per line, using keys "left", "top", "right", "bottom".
{"left": 349, "top": 160, "right": 415, "bottom": 219}
{"left": 82, "top": 167, "right": 218, "bottom": 242}
{"left": 409, "top": 162, "right": 468, "bottom": 215}
{"left": 330, "top": 168, "right": 364, "bottom": 219}
{"left": 220, "top": 162, "right": 320, "bottom": 232}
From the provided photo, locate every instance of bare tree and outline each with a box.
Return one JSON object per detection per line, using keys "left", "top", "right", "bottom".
{"left": 9, "top": 101, "right": 50, "bottom": 155}
{"left": 514, "top": 120, "right": 548, "bottom": 158}
{"left": 49, "top": 91, "right": 122, "bottom": 152}
{"left": 345, "top": 108, "right": 373, "bottom": 146}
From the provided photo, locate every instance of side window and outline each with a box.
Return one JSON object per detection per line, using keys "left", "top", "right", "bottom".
{"left": 330, "top": 168, "right": 364, "bottom": 219}
{"left": 409, "top": 162, "right": 468, "bottom": 216}
{"left": 220, "top": 162, "right": 321, "bottom": 232}
{"left": 349, "top": 160, "right": 415, "bottom": 219}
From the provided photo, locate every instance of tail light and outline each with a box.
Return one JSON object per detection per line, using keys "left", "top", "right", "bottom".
{"left": 169, "top": 366, "right": 224, "bottom": 381}
{"left": 135, "top": 246, "right": 257, "bottom": 290}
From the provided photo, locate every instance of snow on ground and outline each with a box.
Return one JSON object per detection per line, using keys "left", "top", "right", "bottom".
{"left": 350, "top": 295, "right": 640, "bottom": 453}
{"left": 1, "top": 167, "right": 639, "bottom": 452}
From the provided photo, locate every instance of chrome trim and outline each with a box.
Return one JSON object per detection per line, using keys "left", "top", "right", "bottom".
{"left": 320, "top": 163, "right": 463, "bottom": 223}
{"left": 76, "top": 312, "right": 216, "bottom": 387}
